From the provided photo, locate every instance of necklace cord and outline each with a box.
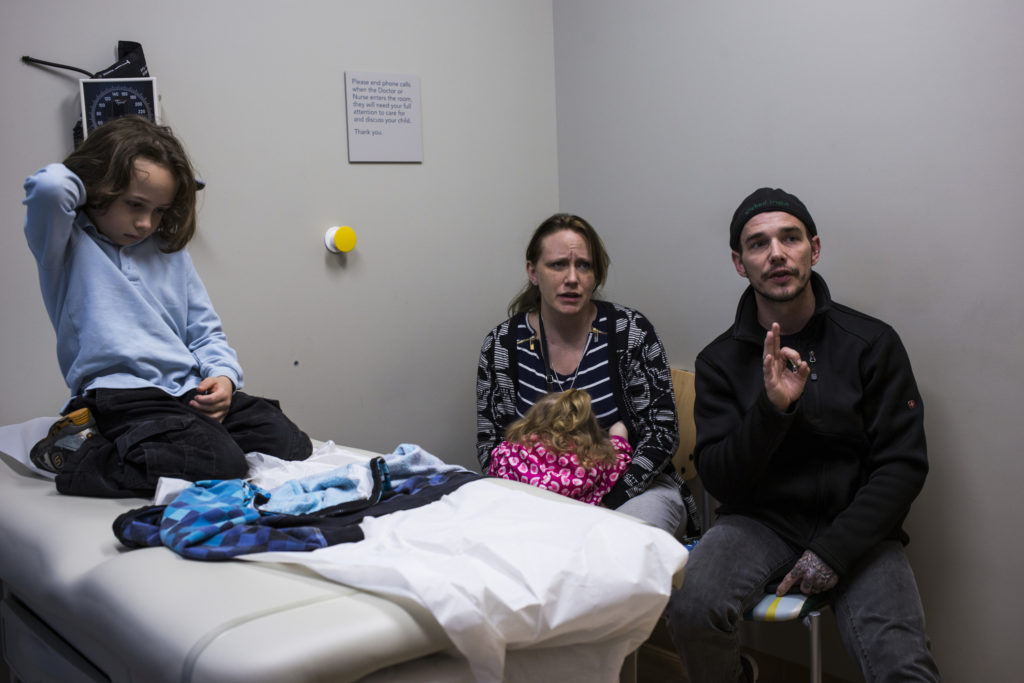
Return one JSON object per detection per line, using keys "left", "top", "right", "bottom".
{"left": 537, "top": 310, "right": 592, "bottom": 393}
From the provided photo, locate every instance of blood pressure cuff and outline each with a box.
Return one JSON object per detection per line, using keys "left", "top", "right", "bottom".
{"left": 95, "top": 41, "right": 149, "bottom": 79}
{"left": 72, "top": 40, "right": 150, "bottom": 147}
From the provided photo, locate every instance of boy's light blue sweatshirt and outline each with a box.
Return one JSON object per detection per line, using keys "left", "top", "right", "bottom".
{"left": 23, "top": 163, "right": 242, "bottom": 400}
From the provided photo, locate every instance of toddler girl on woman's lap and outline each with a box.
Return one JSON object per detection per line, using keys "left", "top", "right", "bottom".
{"left": 488, "top": 389, "right": 631, "bottom": 505}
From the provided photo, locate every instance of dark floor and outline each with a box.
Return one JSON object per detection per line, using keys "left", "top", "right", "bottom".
{"left": 637, "top": 620, "right": 855, "bottom": 683}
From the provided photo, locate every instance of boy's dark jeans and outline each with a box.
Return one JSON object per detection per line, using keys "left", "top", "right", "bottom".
{"left": 56, "top": 387, "right": 311, "bottom": 498}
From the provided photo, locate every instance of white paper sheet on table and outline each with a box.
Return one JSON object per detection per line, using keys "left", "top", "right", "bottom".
{"left": 0, "top": 416, "right": 58, "bottom": 478}
{"left": 242, "top": 477, "right": 688, "bottom": 683}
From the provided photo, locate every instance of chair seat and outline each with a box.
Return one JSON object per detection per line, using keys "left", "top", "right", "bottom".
{"left": 744, "top": 593, "right": 830, "bottom": 622}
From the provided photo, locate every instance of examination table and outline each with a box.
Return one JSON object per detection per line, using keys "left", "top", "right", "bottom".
{"left": 0, "top": 418, "right": 686, "bottom": 682}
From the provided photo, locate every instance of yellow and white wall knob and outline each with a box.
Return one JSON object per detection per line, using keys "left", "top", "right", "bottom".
{"left": 325, "top": 225, "right": 357, "bottom": 253}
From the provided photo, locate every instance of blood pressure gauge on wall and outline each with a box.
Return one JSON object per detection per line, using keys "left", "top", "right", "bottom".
{"left": 79, "top": 77, "right": 158, "bottom": 138}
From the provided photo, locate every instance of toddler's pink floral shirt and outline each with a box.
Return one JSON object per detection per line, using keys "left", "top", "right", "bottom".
{"left": 488, "top": 435, "right": 632, "bottom": 504}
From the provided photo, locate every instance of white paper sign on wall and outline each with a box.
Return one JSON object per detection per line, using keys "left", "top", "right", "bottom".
{"left": 345, "top": 72, "right": 423, "bottom": 163}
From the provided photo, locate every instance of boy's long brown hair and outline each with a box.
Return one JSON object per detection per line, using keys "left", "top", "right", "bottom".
{"left": 63, "top": 115, "right": 198, "bottom": 252}
{"left": 504, "top": 389, "right": 618, "bottom": 468}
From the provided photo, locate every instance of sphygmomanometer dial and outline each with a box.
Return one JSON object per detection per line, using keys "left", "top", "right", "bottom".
{"left": 80, "top": 77, "right": 157, "bottom": 137}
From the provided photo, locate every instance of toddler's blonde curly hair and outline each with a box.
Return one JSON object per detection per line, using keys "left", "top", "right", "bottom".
{"left": 503, "top": 389, "right": 619, "bottom": 469}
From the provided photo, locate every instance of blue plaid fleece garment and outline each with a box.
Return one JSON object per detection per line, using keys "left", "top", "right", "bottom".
{"left": 160, "top": 478, "right": 333, "bottom": 559}
{"left": 112, "top": 456, "right": 480, "bottom": 560}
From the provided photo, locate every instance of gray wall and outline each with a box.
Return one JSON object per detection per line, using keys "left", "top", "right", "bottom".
{"left": 553, "top": 1, "right": 1023, "bottom": 681}
{"left": 0, "top": 0, "right": 559, "bottom": 466}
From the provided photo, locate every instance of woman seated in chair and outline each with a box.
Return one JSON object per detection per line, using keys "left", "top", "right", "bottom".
{"left": 476, "top": 213, "right": 698, "bottom": 539}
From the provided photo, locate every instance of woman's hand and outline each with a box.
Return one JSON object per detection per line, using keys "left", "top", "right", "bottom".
{"left": 189, "top": 376, "right": 234, "bottom": 422}
{"left": 609, "top": 421, "right": 629, "bottom": 440}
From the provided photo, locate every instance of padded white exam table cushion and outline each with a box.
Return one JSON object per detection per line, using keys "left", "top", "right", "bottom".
{"left": 0, "top": 431, "right": 449, "bottom": 683}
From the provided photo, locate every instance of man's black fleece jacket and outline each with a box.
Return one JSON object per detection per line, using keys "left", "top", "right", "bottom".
{"left": 694, "top": 273, "right": 928, "bottom": 576}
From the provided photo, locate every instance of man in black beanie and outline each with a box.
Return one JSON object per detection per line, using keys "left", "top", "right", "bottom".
{"left": 666, "top": 188, "right": 939, "bottom": 682}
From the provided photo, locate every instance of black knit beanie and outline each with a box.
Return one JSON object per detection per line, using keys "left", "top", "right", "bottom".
{"left": 730, "top": 188, "right": 817, "bottom": 251}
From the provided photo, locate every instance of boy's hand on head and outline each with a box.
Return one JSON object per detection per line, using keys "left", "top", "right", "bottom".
{"left": 190, "top": 375, "right": 234, "bottom": 422}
